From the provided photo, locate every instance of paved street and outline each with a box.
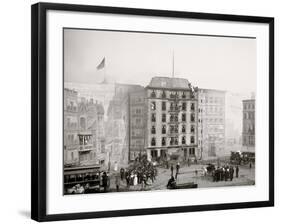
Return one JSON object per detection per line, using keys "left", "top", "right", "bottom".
{"left": 107, "top": 163, "right": 255, "bottom": 193}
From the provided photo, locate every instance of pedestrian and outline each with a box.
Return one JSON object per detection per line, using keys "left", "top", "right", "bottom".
{"left": 115, "top": 173, "right": 121, "bottom": 192}
{"left": 221, "top": 167, "right": 225, "bottom": 181}
{"left": 133, "top": 173, "right": 138, "bottom": 186}
{"left": 120, "top": 168, "right": 124, "bottom": 181}
{"left": 225, "top": 167, "right": 229, "bottom": 181}
{"left": 235, "top": 165, "right": 239, "bottom": 178}
{"left": 212, "top": 170, "right": 216, "bottom": 182}
{"left": 167, "top": 175, "right": 176, "bottom": 189}
{"left": 170, "top": 164, "right": 174, "bottom": 176}
{"left": 107, "top": 161, "right": 111, "bottom": 172}
{"left": 230, "top": 166, "right": 234, "bottom": 181}
{"left": 176, "top": 162, "right": 180, "bottom": 174}
{"left": 102, "top": 172, "right": 108, "bottom": 193}
{"left": 249, "top": 162, "right": 252, "bottom": 169}
{"left": 126, "top": 173, "right": 130, "bottom": 189}
{"left": 195, "top": 169, "right": 198, "bottom": 177}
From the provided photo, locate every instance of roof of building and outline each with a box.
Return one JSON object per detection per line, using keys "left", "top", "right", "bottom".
{"left": 199, "top": 88, "right": 226, "bottom": 93}
{"left": 242, "top": 99, "right": 255, "bottom": 102}
{"left": 147, "top": 76, "right": 192, "bottom": 89}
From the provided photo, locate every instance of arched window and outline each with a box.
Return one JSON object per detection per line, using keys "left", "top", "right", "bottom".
{"left": 190, "top": 136, "right": 195, "bottom": 144}
{"left": 151, "top": 137, "right": 156, "bottom": 146}
{"left": 191, "top": 103, "right": 195, "bottom": 111}
{"left": 190, "top": 113, "right": 195, "bottom": 122}
{"left": 190, "top": 125, "right": 195, "bottom": 133}
{"left": 182, "top": 136, "right": 186, "bottom": 144}
{"left": 162, "top": 137, "right": 166, "bottom": 146}
{"left": 151, "top": 125, "right": 156, "bottom": 134}
{"left": 162, "top": 125, "right": 166, "bottom": 134}
{"left": 182, "top": 113, "right": 186, "bottom": 122}
{"left": 182, "top": 125, "right": 186, "bottom": 133}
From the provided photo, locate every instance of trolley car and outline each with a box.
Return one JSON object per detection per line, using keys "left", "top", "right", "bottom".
{"left": 64, "top": 165, "right": 101, "bottom": 194}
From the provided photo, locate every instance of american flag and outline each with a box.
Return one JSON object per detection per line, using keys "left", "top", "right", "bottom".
{"left": 96, "top": 57, "right": 105, "bottom": 70}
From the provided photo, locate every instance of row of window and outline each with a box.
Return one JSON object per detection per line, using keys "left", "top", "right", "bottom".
{"left": 151, "top": 113, "right": 195, "bottom": 123}
{"left": 244, "top": 112, "right": 255, "bottom": 120}
{"left": 151, "top": 102, "right": 195, "bottom": 111}
{"left": 243, "top": 124, "right": 255, "bottom": 133}
{"left": 204, "top": 96, "right": 224, "bottom": 104}
{"left": 65, "top": 101, "right": 78, "bottom": 112}
{"left": 151, "top": 124, "right": 195, "bottom": 134}
{"left": 151, "top": 136, "right": 195, "bottom": 146}
{"left": 243, "top": 135, "right": 255, "bottom": 146}
{"left": 244, "top": 103, "right": 255, "bottom": 110}
{"left": 150, "top": 90, "right": 193, "bottom": 99}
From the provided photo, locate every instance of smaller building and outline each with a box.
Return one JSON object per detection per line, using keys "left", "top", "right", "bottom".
{"left": 128, "top": 88, "right": 147, "bottom": 161}
{"left": 198, "top": 89, "right": 226, "bottom": 159}
{"left": 64, "top": 88, "right": 107, "bottom": 167}
{"left": 242, "top": 99, "right": 255, "bottom": 152}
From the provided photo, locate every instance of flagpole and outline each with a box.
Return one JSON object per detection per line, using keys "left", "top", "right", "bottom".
{"left": 104, "top": 58, "right": 106, "bottom": 83}
{"left": 172, "top": 50, "right": 175, "bottom": 78}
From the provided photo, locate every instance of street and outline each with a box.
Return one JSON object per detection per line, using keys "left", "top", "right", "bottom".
{"left": 107, "top": 163, "right": 255, "bottom": 193}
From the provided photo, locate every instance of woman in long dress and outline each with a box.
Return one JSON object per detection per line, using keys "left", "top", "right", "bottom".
{"left": 133, "top": 173, "right": 138, "bottom": 186}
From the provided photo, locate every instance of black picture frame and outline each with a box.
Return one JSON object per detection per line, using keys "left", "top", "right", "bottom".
{"left": 31, "top": 2, "right": 274, "bottom": 222}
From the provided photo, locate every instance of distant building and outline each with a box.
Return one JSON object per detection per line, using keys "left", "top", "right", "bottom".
{"left": 65, "top": 82, "right": 115, "bottom": 119}
{"left": 242, "top": 99, "right": 255, "bottom": 151}
{"left": 145, "top": 77, "right": 199, "bottom": 161}
{"left": 105, "top": 84, "right": 145, "bottom": 166}
{"left": 198, "top": 89, "right": 226, "bottom": 158}
{"left": 64, "top": 88, "right": 106, "bottom": 167}
{"left": 64, "top": 88, "right": 79, "bottom": 165}
{"left": 128, "top": 88, "right": 147, "bottom": 161}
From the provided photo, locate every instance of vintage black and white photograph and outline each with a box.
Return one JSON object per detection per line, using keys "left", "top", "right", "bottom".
{"left": 63, "top": 28, "right": 256, "bottom": 195}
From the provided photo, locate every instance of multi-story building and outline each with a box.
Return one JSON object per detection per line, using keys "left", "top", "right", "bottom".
{"left": 64, "top": 88, "right": 79, "bottom": 165}
{"left": 242, "top": 98, "right": 255, "bottom": 151}
{"left": 65, "top": 82, "right": 115, "bottom": 120}
{"left": 198, "top": 89, "right": 226, "bottom": 159}
{"left": 64, "top": 88, "right": 106, "bottom": 167}
{"left": 105, "top": 84, "right": 145, "bottom": 166}
{"left": 145, "top": 77, "right": 199, "bottom": 161}
{"left": 128, "top": 88, "right": 147, "bottom": 161}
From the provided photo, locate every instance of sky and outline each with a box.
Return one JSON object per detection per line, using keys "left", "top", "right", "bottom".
{"left": 64, "top": 28, "right": 256, "bottom": 94}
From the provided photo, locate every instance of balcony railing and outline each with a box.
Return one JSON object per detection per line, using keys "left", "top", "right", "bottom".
{"left": 79, "top": 144, "right": 93, "bottom": 152}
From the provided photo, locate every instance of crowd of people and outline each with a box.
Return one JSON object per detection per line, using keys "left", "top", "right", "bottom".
{"left": 211, "top": 165, "right": 239, "bottom": 182}
{"left": 99, "top": 157, "right": 246, "bottom": 192}
{"left": 100, "top": 155, "right": 158, "bottom": 192}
